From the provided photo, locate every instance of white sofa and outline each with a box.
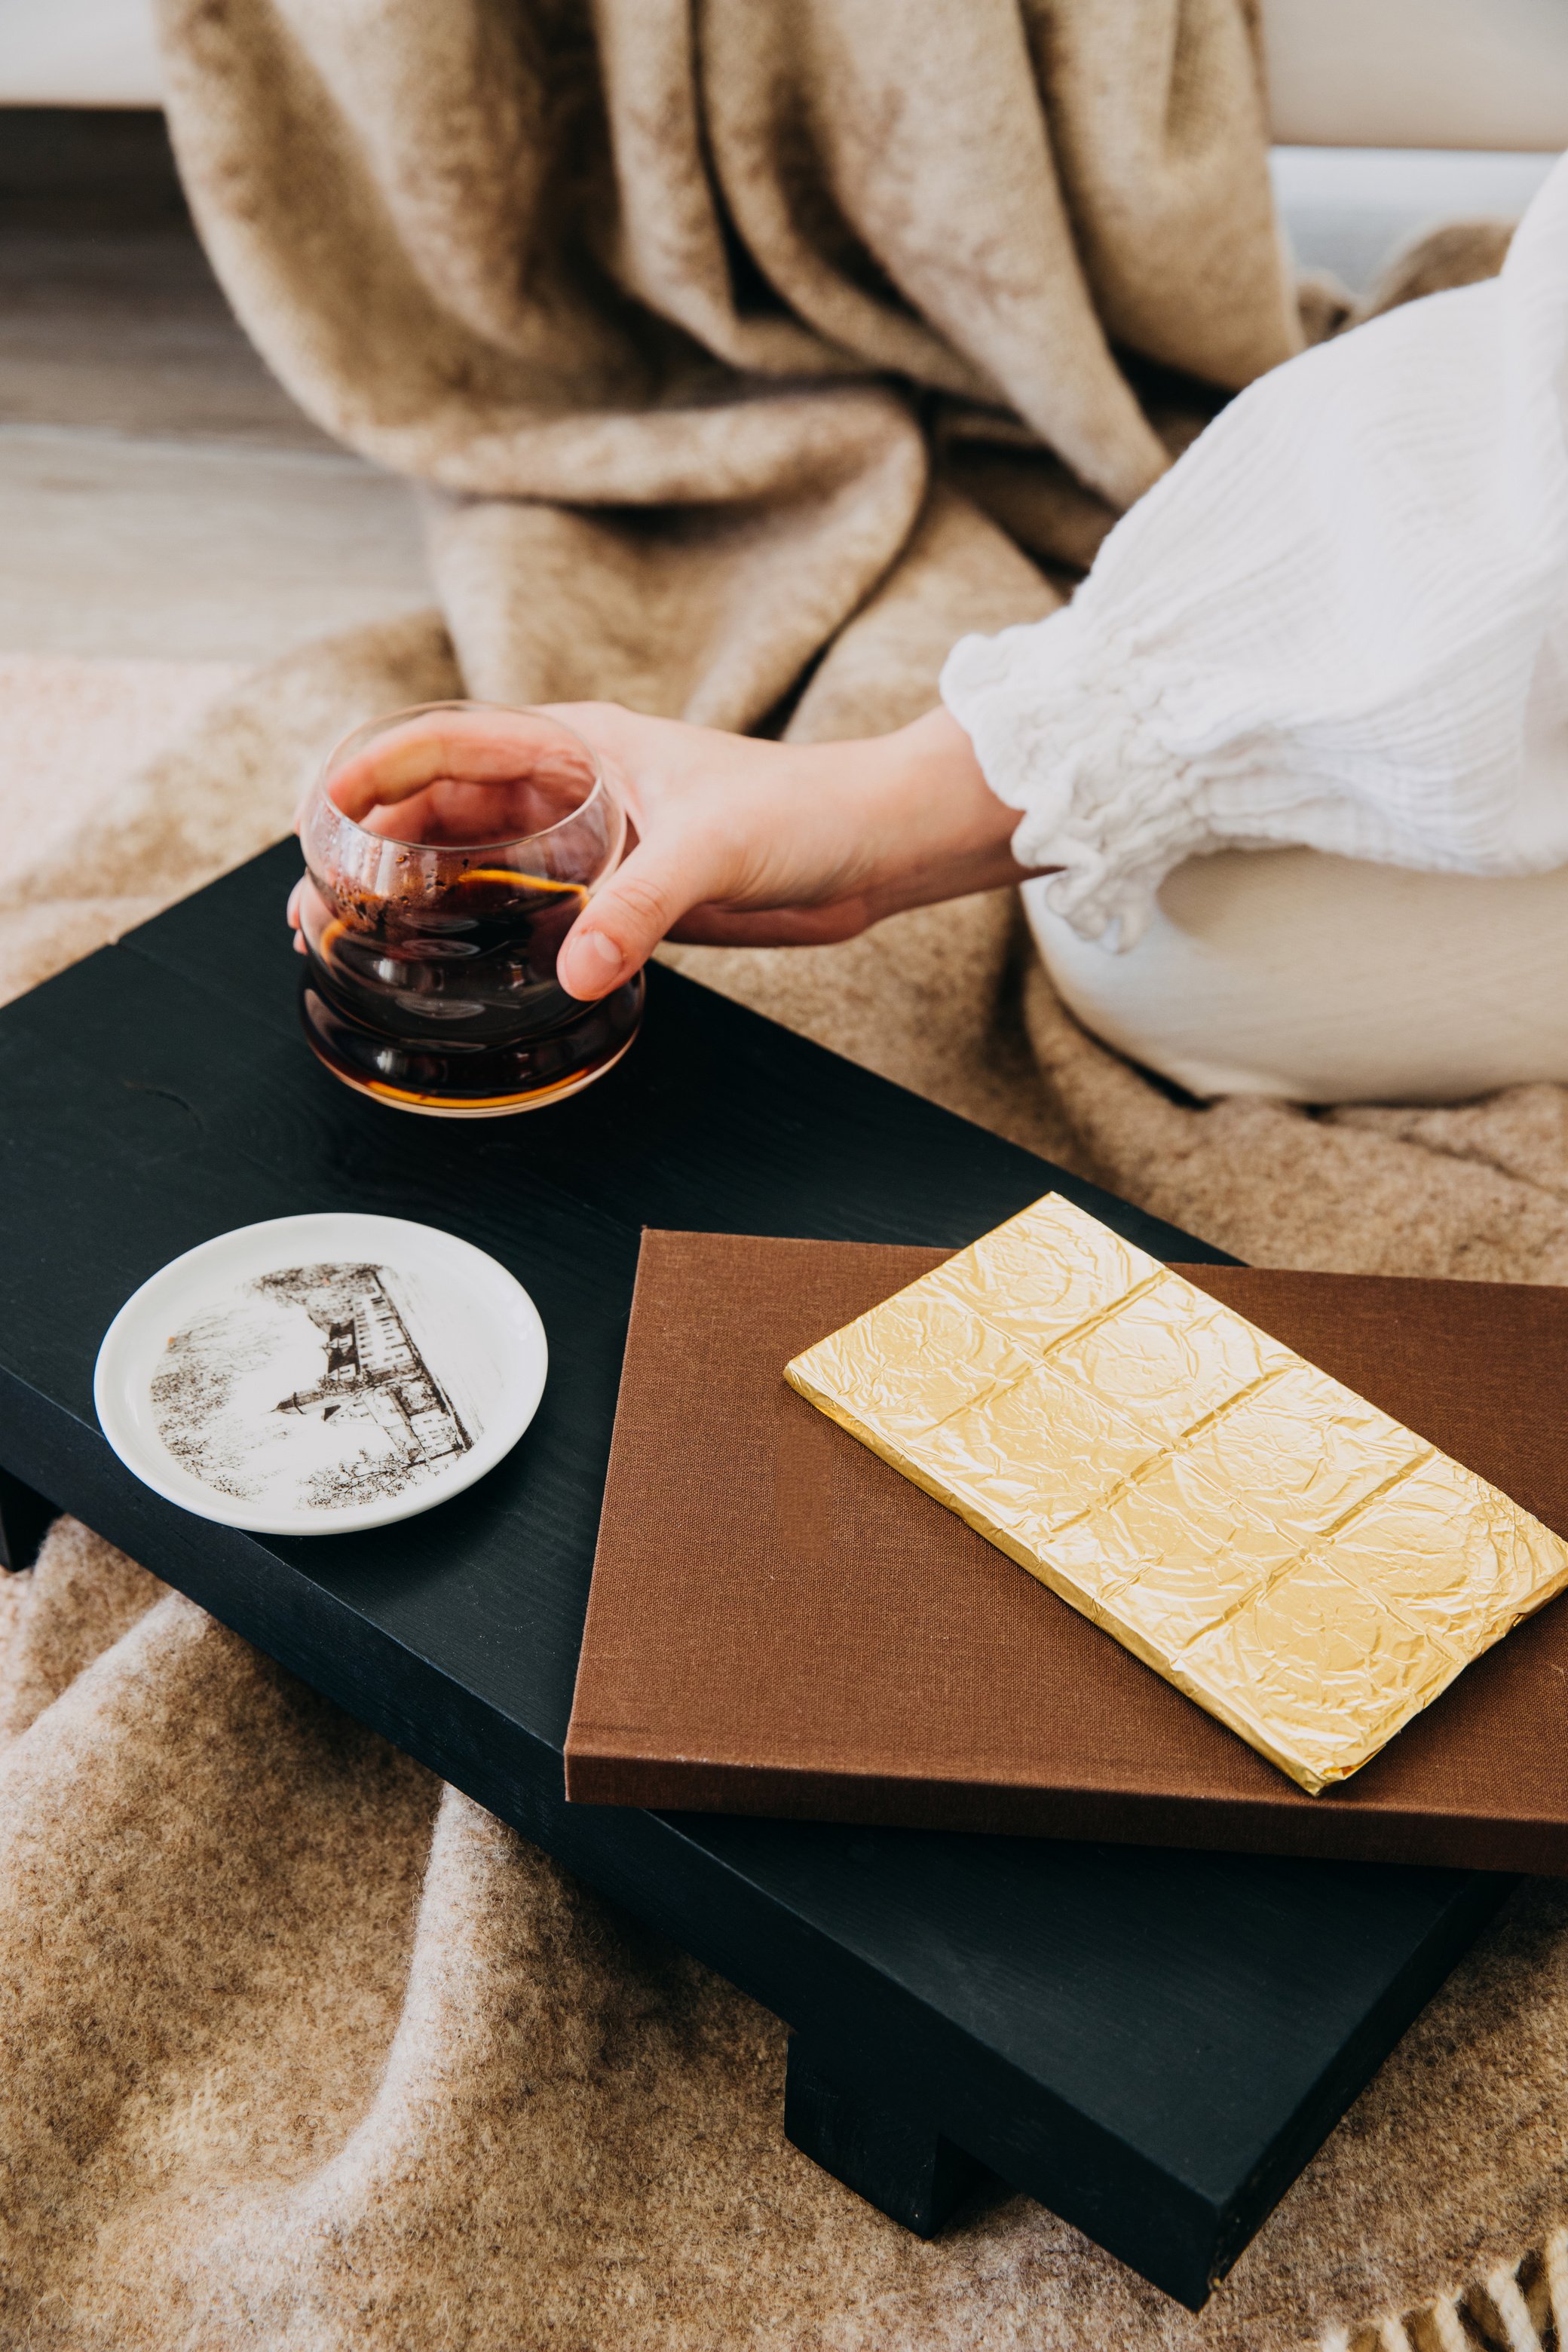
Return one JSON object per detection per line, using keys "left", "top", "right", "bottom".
{"left": 4, "top": 0, "right": 1567, "bottom": 149}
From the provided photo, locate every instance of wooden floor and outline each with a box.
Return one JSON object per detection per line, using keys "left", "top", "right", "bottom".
{"left": 0, "top": 111, "right": 430, "bottom": 663}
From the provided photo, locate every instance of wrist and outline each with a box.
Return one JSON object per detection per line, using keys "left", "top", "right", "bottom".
{"left": 850, "top": 707, "right": 1027, "bottom": 914}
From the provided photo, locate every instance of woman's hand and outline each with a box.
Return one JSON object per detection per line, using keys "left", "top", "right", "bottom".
{"left": 287, "top": 702, "right": 1040, "bottom": 994}
{"left": 538, "top": 703, "right": 1035, "bottom": 999}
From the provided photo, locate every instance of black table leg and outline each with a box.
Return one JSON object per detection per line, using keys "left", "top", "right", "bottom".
{"left": 784, "top": 2034, "right": 988, "bottom": 2237}
{"left": 0, "top": 1467, "right": 55, "bottom": 1573}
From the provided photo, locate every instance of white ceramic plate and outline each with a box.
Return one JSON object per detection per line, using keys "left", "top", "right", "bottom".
{"left": 93, "top": 1212, "right": 548, "bottom": 1536}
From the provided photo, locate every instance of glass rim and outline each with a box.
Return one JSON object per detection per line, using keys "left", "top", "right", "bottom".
{"left": 313, "top": 699, "right": 613, "bottom": 856}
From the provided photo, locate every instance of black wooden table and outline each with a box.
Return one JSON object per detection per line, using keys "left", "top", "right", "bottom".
{"left": 0, "top": 841, "right": 1508, "bottom": 2310}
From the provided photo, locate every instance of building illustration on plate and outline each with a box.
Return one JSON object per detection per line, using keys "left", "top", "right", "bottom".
{"left": 275, "top": 1269, "right": 470, "bottom": 1472}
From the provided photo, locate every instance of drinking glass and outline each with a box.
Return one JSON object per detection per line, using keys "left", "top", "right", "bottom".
{"left": 296, "top": 702, "right": 642, "bottom": 1116}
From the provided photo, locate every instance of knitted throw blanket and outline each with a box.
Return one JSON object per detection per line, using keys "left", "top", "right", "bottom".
{"left": 5, "top": 5, "right": 1568, "bottom": 2344}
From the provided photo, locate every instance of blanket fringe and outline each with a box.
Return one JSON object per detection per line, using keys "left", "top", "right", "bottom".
{"left": 1327, "top": 2225, "right": 1568, "bottom": 2352}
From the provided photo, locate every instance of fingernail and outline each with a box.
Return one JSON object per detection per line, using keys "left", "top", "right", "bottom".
{"left": 577, "top": 929, "right": 623, "bottom": 973}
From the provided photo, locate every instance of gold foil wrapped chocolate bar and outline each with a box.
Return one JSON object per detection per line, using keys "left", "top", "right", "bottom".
{"left": 786, "top": 1196, "right": 1568, "bottom": 1794}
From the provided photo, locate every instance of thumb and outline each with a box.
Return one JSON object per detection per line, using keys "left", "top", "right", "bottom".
{"left": 557, "top": 841, "right": 710, "bottom": 1000}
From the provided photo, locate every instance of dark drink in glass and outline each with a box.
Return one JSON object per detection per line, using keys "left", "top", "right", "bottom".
{"left": 297, "top": 703, "right": 642, "bottom": 1116}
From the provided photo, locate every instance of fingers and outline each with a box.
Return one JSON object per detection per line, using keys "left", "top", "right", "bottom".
{"left": 326, "top": 713, "right": 569, "bottom": 822}
{"left": 557, "top": 842, "right": 712, "bottom": 999}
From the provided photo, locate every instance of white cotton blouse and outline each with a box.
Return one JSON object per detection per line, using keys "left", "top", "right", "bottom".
{"left": 941, "top": 151, "right": 1568, "bottom": 957}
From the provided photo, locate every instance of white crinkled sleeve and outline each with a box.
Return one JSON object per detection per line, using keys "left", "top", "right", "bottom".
{"left": 941, "top": 605, "right": 1279, "bottom": 948}
{"left": 942, "top": 149, "right": 1568, "bottom": 950}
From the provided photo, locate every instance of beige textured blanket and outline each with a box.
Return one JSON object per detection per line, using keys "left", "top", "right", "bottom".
{"left": 8, "top": 3, "right": 1568, "bottom": 2344}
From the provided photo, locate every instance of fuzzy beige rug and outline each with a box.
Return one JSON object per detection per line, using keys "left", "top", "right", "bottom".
{"left": 4, "top": 1507, "right": 1568, "bottom": 2352}
{"left": 0, "top": 652, "right": 247, "bottom": 1005}
{"left": 7, "top": 1, "right": 1568, "bottom": 2342}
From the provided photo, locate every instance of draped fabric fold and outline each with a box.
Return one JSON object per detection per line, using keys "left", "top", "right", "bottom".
{"left": 154, "top": 0, "right": 1297, "bottom": 727}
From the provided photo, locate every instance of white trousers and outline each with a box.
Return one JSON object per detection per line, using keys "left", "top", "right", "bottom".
{"left": 1025, "top": 849, "right": 1568, "bottom": 1106}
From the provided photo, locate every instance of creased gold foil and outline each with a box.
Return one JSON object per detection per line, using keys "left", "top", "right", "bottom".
{"left": 785, "top": 1196, "right": 1568, "bottom": 1793}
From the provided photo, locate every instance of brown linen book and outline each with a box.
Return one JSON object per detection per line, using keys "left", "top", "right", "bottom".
{"left": 564, "top": 1231, "right": 1568, "bottom": 1872}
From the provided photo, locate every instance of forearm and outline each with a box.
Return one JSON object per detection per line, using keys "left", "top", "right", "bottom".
{"left": 832, "top": 706, "right": 1043, "bottom": 921}
{"left": 288, "top": 696, "right": 1041, "bottom": 996}
{"left": 535, "top": 697, "right": 1041, "bottom": 997}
